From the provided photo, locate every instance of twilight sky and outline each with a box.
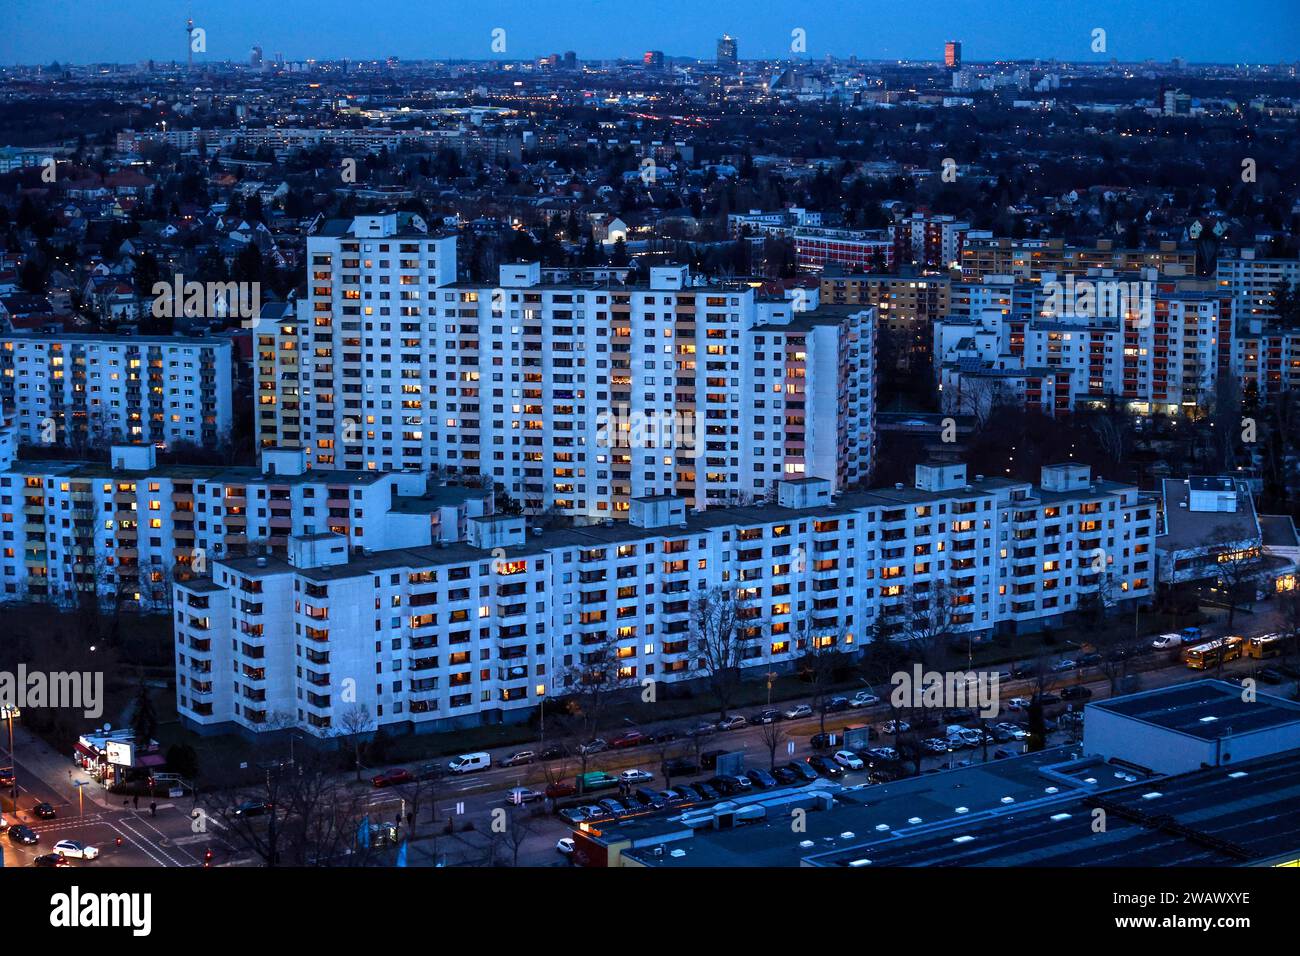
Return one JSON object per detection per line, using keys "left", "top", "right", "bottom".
{"left": 2, "top": 0, "right": 1296, "bottom": 66}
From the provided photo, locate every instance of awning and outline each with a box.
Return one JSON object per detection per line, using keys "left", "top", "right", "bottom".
{"left": 74, "top": 743, "right": 98, "bottom": 759}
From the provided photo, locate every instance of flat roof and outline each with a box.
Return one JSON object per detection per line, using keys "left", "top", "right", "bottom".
{"left": 1159, "top": 478, "right": 1259, "bottom": 551}
{"left": 806, "top": 748, "right": 1300, "bottom": 867}
{"left": 1087, "top": 680, "right": 1300, "bottom": 741}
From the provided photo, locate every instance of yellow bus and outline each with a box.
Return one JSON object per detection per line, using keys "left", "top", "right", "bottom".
{"left": 1245, "top": 633, "right": 1285, "bottom": 660}
{"left": 1184, "top": 636, "right": 1244, "bottom": 670}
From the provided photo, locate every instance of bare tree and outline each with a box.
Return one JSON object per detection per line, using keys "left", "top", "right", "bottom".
{"left": 1204, "top": 523, "right": 1261, "bottom": 631}
{"left": 758, "top": 718, "right": 790, "bottom": 772}
{"left": 338, "top": 704, "right": 375, "bottom": 783}
{"left": 794, "top": 620, "right": 850, "bottom": 733}
{"left": 559, "top": 632, "right": 634, "bottom": 775}
{"left": 689, "top": 585, "right": 762, "bottom": 720}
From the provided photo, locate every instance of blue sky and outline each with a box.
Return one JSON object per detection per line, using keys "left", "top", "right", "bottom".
{"left": 2, "top": 0, "right": 1296, "bottom": 66}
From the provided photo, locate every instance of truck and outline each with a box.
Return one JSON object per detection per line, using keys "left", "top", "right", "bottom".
{"left": 577, "top": 771, "right": 621, "bottom": 794}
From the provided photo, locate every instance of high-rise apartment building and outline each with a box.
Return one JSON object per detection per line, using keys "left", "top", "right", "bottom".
{"left": 260, "top": 213, "right": 878, "bottom": 519}
{"left": 944, "top": 41, "right": 962, "bottom": 70}
{"left": 717, "top": 35, "right": 738, "bottom": 70}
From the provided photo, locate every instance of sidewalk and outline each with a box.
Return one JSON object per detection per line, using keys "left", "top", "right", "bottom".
{"left": 9, "top": 724, "right": 118, "bottom": 812}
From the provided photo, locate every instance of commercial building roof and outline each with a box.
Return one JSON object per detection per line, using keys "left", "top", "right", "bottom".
{"left": 1087, "top": 680, "right": 1300, "bottom": 742}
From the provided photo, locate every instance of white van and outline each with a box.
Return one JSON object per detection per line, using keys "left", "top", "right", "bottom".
{"left": 448, "top": 752, "right": 492, "bottom": 774}
{"left": 1151, "top": 633, "right": 1183, "bottom": 650}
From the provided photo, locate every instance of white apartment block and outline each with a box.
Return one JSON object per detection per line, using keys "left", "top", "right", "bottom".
{"left": 173, "top": 462, "right": 1156, "bottom": 737}
{"left": 259, "top": 212, "right": 877, "bottom": 520}
{"left": 1215, "top": 250, "right": 1300, "bottom": 322}
{"left": 0, "top": 442, "right": 489, "bottom": 611}
{"left": 0, "top": 332, "right": 234, "bottom": 450}
{"left": 934, "top": 272, "right": 1233, "bottom": 417}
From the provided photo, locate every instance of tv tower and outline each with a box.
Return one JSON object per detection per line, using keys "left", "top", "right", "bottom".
{"left": 186, "top": 15, "right": 194, "bottom": 71}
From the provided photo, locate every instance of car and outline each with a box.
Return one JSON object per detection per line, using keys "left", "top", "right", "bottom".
{"left": 1258, "top": 667, "right": 1284, "bottom": 684}
{"left": 865, "top": 747, "right": 900, "bottom": 763}
{"left": 506, "top": 787, "right": 544, "bottom": 805}
{"left": 1032, "top": 692, "right": 1061, "bottom": 706}
{"left": 619, "top": 768, "right": 654, "bottom": 784}
{"left": 674, "top": 784, "right": 704, "bottom": 801}
{"left": 751, "top": 709, "right": 782, "bottom": 724}
{"left": 685, "top": 722, "right": 717, "bottom": 738}
{"left": 995, "top": 722, "right": 1029, "bottom": 740}
{"left": 233, "top": 801, "right": 274, "bottom": 818}
{"left": 993, "top": 748, "right": 1017, "bottom": 760}
{"left": 784, "top": 761, "right": 819, "bottom": 783}
{"left": 0, "top": 767, "right": 14, "bottom": 787}
{"left": 501, "top": 750, "right": 536, "bottom": 767}
{"left": 34, "top": 853, "right": 68, "bottom": 867}
{"left": 659, "top": 789, "right": 687, "bottom": 805}
{"left": 991, "top": 725, "right": 1017, "bottom": 743}
{"left": 556, "top": 806, "right": 591, "bottom": 825}
{"left": 881, "top": 720, "right": 910, "bottom": 734}
{"left": 1060, "top": 686, "right": 1093, "bottom": 701}
{"left": 33, "top": 802, "right": 57, "bottom": 819}
{"left": 809, "top": 731, "right": 836, "bottom": 750}
{"left": 539, "top": 744, "right": 570, "bottom": 760}
{"left": 414, "top": 762, "right": 445, "bottom": 781}
{"left": 648, "top": 727, "right": 682, "bottom": 744}
{"left": 1051, "top": 659, "right": 1077, "bottom": 672}
{"left": 806, "top": 755, "right": 843, "bottom": 778}
{"left": 717, "top": 774, "right": 753, "bottom": 793}
{"left": 371, "top": 769, "right": 413, "bottom": 788}
{"left": 783, "top": 704, "right": 813, "bottom": 720}
{"left": 1077, "top": 652, "right": 1103, "bottom": 667}
{"left": 556, "top": 838, "right": 575, "bottom": 856}
{"left": 850, "top": 691, "right": 881, "bottom": 708}
{"left": 700, "top": 749, "right": 728, "bottom": 770}
{"left": 923, "top": 737, "right": 951, "bottom": 754}
{"left": 545, "top": 781, "right": 577, "bottom": 799}
{"left": 578, "top": 738, "right": 608, "bottom": 756}
{"left": 611, "top": 731, "right": 646, "bottom": 749}
{"left": 717, "top": 715, "right": 748, "bottom": 731}
{"left": 833, "top": 750, "right": 864, "bottom": 770}
{"left": 694, "top": 782, "right": 722, "bottom": 801}
{"left": 958, "top": 728, "right": 990, "bottom": 747}
{"left": 634, "top": 787, "right": 667, "bottom": 809}
{"left": 772, "top": 765, "right": 799, "bottom": 785}
{"left": 8, "top": 824, "right": 38, "bottom": 844}
{"left": 1007, "top": 697, "right": 1031, "bottom": 710}
{"left": 597, "top": 798, "right": 630, "bottom": 816}
{"left": 53, "top": 840, "right": 99, "bottom": 860}
{"left": 746, "top": 768, "right": 778, "bottom": 789}
{"left": 661, "top": 757, "right": 699, "bottom": 777}
{"left": 822, "top": 697, "right": 851, "bottom": 714}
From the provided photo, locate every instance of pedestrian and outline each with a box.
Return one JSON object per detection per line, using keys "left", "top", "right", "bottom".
{"left": 133, "top": 794, "right": 139, "bottom": 810}
{"left": 149, "top": 801, "right": 157, "bottom": 817}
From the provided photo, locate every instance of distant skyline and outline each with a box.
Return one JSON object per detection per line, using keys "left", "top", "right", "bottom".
{"left": 2, "top": 0, "right": 1297, "bottom": 67}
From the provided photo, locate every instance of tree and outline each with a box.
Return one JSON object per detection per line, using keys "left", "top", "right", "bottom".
{"left": 794, "top": 621, "right": 850, "bottom": 733}
{"left": 1204, "top": 523, "right": 1260, "bottom": 632}
{"left": 130, "top": 678, "right": 158, "bottom": 746}
{"left": 559, "top": 632, "right": 634, "bottom": 775}
{"left": 338, "top": 704, "right": 374, "bottom": 782}
{"left": 688, "top": 586, "right": 761, "bottom": 720}
{"left": 758, "top": 719, "right": 790, "bottom": 772}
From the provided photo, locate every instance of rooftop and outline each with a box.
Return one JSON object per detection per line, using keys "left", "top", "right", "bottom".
{"left": 1087, "top": 679, "right": 1300, "bottom": 742}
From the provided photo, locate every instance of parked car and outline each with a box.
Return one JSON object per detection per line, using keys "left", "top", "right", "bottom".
{"left": 1007, "top": 697, "right": 1031, "bottom": 710}
{"left": 674, "top": 784, "right": 704, "bottom": 801}
{"left": 694, "top": 782, "right": 722, "bottom": 802}
{"left": 545, "top": 781, "right": 577, "bottom": 799}
{"left": 371, "top": 769, "right": 413, "bottom": 788}
{"left": 746, "top": 768, "right": 778, "bottom": 789}
{"left": 233, "top": 800, "right": 274, "bottom": 818}
{"left": 752, "top": 709, "right": 782, "bottom": 724}
{"left": 833, "top": 750, "right": 864, "bottom": 770}
{"left": 8, "top": 824, "right": 38, "bottom": 845}
{"left": 865, "top": 747, "right": 900, "bottom": 763}
{"left": 658, "top": 789, "right": 686, "bottom": 805}
{"left": 923, "top": 737, "right": 951, "bottom": 754}
{"left": 414, "top": 763, "right": 444, "bottom": 781}
{"left": 850, "top": 690, "right": 880, "bottom": 708}
{"left": 995, "top": 722, "right": 1029, "bottom": 740}
{"left": 557, "top": 807, "right": 590, "bottom": 825}
{"left": 685, "top": 722, "right": 717, "bottom": 738}
{"left": 33, "top": 802, "right": 56, "bottom": 820}
{"left": 717, "top": 715, "right": 748, "bottom": 731}
{"left": 661, "top": 757, "right": 699, "bottom": 777}
{"left": 539, "top": 743, "right": 569, "bottom": 760}
{"left": 1051, "top": 659, "right": 1077, "bottom": 672}
{"left": 501, "top": 750, "right": 536, "bottom": 767}
{"left": 506, "top": 787, "right": 544, "bottom": 805}
{"left": 34, "top": 853, "right": 68, "bottom": 867}
{"left": 556, "top": 838, "right": 575, "bottom": 856}
{"left": 772, "top": 765, "right": 799, "bottom": 785}
{"left": 881, "top": 720, "right": 910, "bottom": 735}
{"left": 1152, "top": 633, "right": 1183, "bottom": 650}
{"left": 1077, "top": 652, "right": 1103, "bottom": 667}
{"left": 634, "top": 787, "right": 666, "bottom": 809}
{"left": 578, "top": 738, "right": 608, "bottom": 756}
{"left": 993, "top": 748, "right": 1017, "bottom": 760}
{"left": 1032, "top": 692, "right": 1061, "bottom": 706}
{"left": 785, "top": 761, "right": 819, "bottom": 783}
{"left": 597, "top": 798, "right": 630, "bottom": 816}
{"left": 648, "top": 727, "right": 682, "bottom": 744}
{"left": 783, "top": 703, "right": 813, "bottom": 720}
{"left": 619, "top": 768, "right": 654, "bottom": 784}
{"left": 578, "top": 804, "right": 608, "bottom": 820}
{"left": 822, "top": 697, "right": 851, "bottom": 714}
{"left": 610, "top": 731, "right": 646, "bottom": 749}
{"left": 1060, "top": 685, "right": 1093, "bottom": 701}
{"left": 806, "top": 755, "right": 843, "bottom": 778}
{"left": 809, "top": 731, "right": 836, "bottom": 750}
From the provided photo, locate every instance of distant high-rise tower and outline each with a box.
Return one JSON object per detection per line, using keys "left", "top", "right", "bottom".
{"left": 944, "top": 40, "right": 962, "bottom": 69}
{"left": 717, "top": 35, "right": 738, "bottom": 70}
{"left": 250, "top": 45, "right": 264, "bottom": 69}
{"left": 186, "top": 16, "right": 194, "bottom": 71}
{"left": 644, "top": 50, "right": 664, "bottom": 71}
{"left": 563, "top": 50, "right": 577, "bottom": 71}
